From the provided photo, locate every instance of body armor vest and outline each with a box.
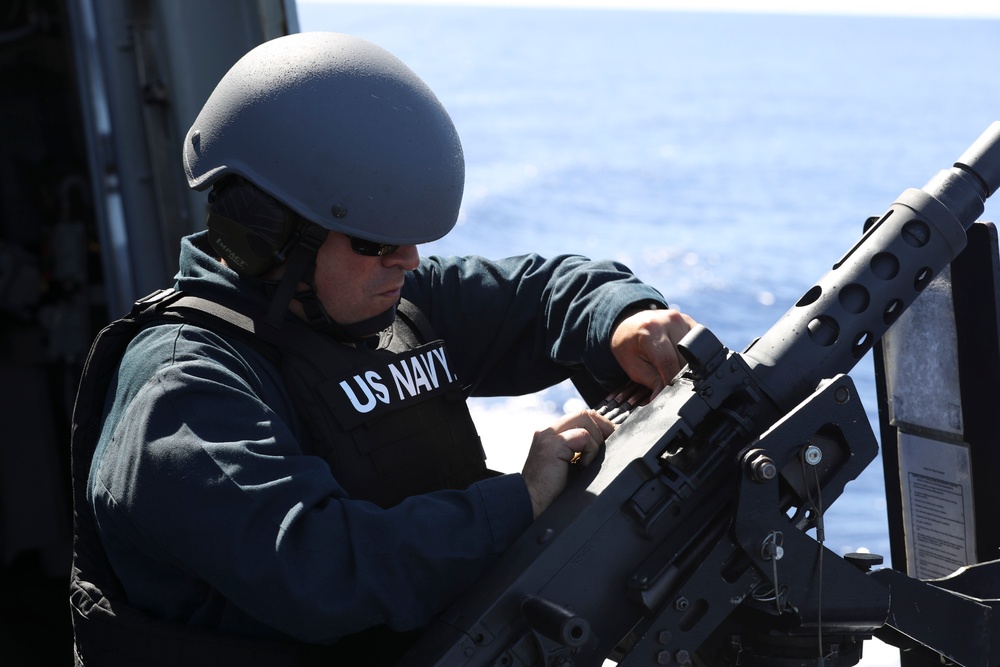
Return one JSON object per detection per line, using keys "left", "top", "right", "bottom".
{"left": 268, "top": 296, "right": 486, "bottom": 508}
{"left": 70, "top": 288, "right": 486, "bottom": 665}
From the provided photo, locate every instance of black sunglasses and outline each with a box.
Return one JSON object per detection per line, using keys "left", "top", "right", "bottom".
{"left": 348, "top": 236, "right": 401, "bottom": 257}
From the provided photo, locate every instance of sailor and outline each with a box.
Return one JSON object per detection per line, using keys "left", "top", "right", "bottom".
{"left": 69, "top": 31, "right": 696, "bottom": 665}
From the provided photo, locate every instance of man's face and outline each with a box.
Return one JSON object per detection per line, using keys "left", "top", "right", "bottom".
{"left": 310, "top": 231, "right": 420, "bottom": 325}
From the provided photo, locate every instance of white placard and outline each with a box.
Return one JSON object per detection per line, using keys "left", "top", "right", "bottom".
{"left": 898, "top": 432, "right": 976, "bottom": 580}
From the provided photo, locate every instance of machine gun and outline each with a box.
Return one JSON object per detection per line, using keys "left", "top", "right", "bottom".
{"left": 401, "top": 122, "right": 1000, "bottom": 667}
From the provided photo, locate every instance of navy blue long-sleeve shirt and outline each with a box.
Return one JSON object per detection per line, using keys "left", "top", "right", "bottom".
{"left": 88, "top": 231, "right": 666, "bottom": 644}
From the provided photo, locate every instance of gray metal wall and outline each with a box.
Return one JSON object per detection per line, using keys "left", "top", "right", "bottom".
{"left": 68, "top": 0, "right": 299, "bottom": 315}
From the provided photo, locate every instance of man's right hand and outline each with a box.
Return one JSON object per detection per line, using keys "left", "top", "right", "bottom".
{"left": 521, "top": 410, "right": 616, "bottom": 518}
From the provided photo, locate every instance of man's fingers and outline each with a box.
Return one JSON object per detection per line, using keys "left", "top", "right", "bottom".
{"left": 612, "top": 308, "right": 698, "bottom": 393}
{"left": 551, "top": 409, "right": 614, "bottom": 439}
{"left": 521, "top": 410, "right": 616, "bottom": 517}
{"left": 544, "top": 410, "right": 614, "bottom": 465}
{"left": 560, "top": 426, "right": 601, "bottom": 466}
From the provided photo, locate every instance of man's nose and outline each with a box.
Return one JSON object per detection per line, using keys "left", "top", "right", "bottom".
{"left": 384, "top": 244, "right": 419, "bottom": 270}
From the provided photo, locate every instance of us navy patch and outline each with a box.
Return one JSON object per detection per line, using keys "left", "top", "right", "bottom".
{"left": 322, "top": 340, "right": 460, "bottom": 430}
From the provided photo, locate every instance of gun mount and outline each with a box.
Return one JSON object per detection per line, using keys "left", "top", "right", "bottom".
{"left": 401, "top": 122, "right": 1000, "bottom": 667}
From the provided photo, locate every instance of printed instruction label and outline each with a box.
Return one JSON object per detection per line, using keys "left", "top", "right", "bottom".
{"left": 898, "top": 432, "right": 976, "bottom": 580}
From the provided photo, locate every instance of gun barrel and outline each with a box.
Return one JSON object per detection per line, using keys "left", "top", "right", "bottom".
{"left": 743, "top": 122, "right": 1000, "bottom": 412}
{"left": 955, "top": 120, "right": 1000, "bottom": 198}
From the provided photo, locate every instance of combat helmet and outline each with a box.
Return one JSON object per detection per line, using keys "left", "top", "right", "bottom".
{"left": 184, "top": 31, "right": 465, "bottom": 247}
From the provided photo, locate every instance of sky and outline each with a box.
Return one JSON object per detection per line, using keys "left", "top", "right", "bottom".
{"left": 302, "top": 0, "right": 1000, "bottom": 19}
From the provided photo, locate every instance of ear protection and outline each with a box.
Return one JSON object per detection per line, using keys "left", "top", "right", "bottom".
{"left": 206, "top": 177, "right": 302, "bottom": 277}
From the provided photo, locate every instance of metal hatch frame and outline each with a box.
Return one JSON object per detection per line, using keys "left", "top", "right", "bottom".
{"left": 65, "top": 0, "right": 299, "bottom": 316}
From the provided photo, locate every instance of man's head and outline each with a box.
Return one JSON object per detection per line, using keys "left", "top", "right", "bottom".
{"left": 183, "top": 32, "right": 464, "bottom": 333}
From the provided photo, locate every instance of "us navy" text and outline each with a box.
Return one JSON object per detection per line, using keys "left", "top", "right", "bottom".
{"left": 339, "top": 345, "right": 454, "bottom": 414}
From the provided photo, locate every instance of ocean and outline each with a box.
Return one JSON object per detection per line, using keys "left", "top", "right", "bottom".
{"left": 297, "top": 4, "right": 999, "bottom": 664}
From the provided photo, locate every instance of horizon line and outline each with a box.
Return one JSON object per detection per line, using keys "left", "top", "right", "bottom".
{"left": 298, "top": 0, "right": 1000, "bottom": 19}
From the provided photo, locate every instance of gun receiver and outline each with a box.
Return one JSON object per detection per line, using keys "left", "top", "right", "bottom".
{"left": 402, "top": 123, "right": 1000, "bottom": 667}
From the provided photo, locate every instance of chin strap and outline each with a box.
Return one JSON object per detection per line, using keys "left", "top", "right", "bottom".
{"left": 265, "top": 223, "right": 327, "bottom": 329}
{"left": 265, "top": 223, "right": 397, "bottom": 343}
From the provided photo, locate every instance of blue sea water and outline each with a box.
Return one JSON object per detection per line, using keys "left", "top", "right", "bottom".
{"left": 297, "top": 4, "right": 998, "bottom": 659}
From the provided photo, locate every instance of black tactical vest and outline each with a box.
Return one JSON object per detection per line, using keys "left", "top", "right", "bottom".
{"left": 270, "top": 296, "right": 486, "bottom": 508}
{"left": 69, "top": 289, "right": 486, "bottom": 665}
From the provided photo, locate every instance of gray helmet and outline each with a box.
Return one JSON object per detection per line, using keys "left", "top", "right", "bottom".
{"left": 184, "top": 32, "right": 464, "bottom": 245}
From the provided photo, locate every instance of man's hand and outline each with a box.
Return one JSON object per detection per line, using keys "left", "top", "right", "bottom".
{"left": 611, "top": 308, "right": 697, "bottom": 399}
{"left": 521, "top": 410, "right": 616, "bottom": 519}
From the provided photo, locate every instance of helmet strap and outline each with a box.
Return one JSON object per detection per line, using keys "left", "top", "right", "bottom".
{"left": 265, "top": 223, "right": 327, "bottom": 329}
{"left": 293, "top": 278, "right": 399, "bottom": 344}
{"left": 264, "top": 222, "right": 397, "bottom": 343}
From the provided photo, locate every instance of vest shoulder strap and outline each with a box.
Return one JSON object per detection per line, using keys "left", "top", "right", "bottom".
{"left": 395, "top": 298, "right": 437, "bottom": 343}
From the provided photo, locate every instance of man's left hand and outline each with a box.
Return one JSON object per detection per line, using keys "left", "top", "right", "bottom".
{"left": 611, "top": 308, "right": 697, "bottom": 399}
